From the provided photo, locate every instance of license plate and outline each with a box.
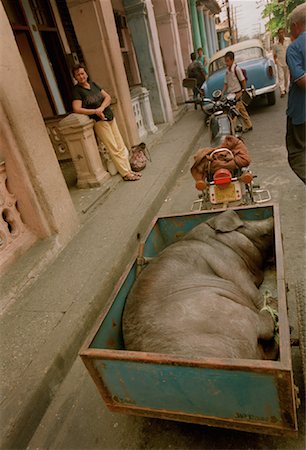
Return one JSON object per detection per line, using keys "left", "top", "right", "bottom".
{"left": 209, "top": 182, "right": 242, "bottom": 204}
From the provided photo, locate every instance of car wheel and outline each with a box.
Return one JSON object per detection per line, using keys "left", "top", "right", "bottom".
{"left": 267, "top": 91, "right": 276, "bottom": 106}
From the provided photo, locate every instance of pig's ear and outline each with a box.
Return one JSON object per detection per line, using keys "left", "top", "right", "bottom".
{"left": 207, "top": 210, "right": 244, "bottom": 232}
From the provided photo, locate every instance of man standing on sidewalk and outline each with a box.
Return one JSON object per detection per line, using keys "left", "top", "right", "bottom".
{"left": 273, "top": 28, "right": 290, "bottom": 98}
{"left": 222, "top": 51, "right": 253, "bottom": 133}
{"left": 286, "top": 3, "right": 306, "bottom": 184}
{"left": 187, "top": 52, "right": 206, "bottom": 96}
{"left": 197, "top": 47, "right": 208, "bottom": 75}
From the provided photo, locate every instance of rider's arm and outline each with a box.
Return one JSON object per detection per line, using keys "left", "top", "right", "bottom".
{"left": 235, "top": 66, "right": 246, "bottom": 91}
{"left": 222, "top": 82, "right": 228, "bottom": 95}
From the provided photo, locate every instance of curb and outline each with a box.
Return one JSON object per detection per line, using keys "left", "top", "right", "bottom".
{"left": 1, "top": 110, "right": 205, "bottom": 449}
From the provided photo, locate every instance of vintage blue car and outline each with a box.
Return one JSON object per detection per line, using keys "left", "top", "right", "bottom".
{"left": 202, "top": 39, "right": 278, "bottom": 105}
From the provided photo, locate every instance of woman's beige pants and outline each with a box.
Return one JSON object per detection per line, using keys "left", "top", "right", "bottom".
{"left": 94, "top": 118, "right": 131, "bottom": 177}
{"left": 277, "top": 64, "right": 289, "bottom": 94}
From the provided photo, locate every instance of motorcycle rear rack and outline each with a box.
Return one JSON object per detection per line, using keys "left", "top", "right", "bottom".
{"left": 191, "top": 186, "right": 272, "bottom": 211}
{"left": 191, "top": 198, "right": 204, "bottom": 211}
{"left": 252, "top": 189, "right": 271, "bottom": 203}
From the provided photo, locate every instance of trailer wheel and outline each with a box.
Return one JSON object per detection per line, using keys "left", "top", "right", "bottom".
{"left": 296, "top": 280, "right": 306, "bottom": 388}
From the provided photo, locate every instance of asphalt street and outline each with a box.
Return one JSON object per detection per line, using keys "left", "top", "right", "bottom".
{"left": 28, "top": 95, "right": 305, "bottom": 450}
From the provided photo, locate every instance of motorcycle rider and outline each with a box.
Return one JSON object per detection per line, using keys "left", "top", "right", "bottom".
{"left": 222, "top": 51, "right": 253, "bottom": 133}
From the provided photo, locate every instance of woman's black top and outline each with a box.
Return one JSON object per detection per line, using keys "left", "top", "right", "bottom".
{"left": 72, "top": 80, "right": 113, "bottom": 122}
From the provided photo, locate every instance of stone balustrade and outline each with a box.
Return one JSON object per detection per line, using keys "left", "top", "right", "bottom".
{"left": 130, "top": 86, "right": 158, "bottom": 134}
{"left": 0, "top": 161, "right": 25, "bottom": 250}
{"left": 45, "top": 115, "right": 71, "bottom": 161}
{"left": 131, "top": 94, "right": 147, "bottom": 139}
{"left": 0, "top": 160, "right": 36, "bottom": 273}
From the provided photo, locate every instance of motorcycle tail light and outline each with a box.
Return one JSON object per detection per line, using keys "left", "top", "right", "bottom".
{"left": 213, "top": 169, "right": 232, "bottom": 188}
{"left": 267, "top": 65, "right": 274, "bottom": 77}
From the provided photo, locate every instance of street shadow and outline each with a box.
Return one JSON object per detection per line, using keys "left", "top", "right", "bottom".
{"left": 247, "top": 94, "right": 282, "bottom": 118}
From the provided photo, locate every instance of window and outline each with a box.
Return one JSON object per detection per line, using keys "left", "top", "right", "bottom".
{"left": 29, "top": 0, "right": 54, "bottom": 26}
{"left": 2, "top": 0, "right": 27, "bottom": 25}
{"left": 209, "top": 47, "right": 264, "bottom": 74}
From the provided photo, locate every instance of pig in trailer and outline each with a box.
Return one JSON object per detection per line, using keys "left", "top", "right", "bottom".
{"left": 80, "top": 205, "right": 301, "bottom": 436}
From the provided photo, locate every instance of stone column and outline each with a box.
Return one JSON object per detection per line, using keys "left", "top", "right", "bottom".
{"left": 208, "top": 14, "right": 215, "bottom": 53}
{"left": 59, "top": 114, "right": 110, "bottom": 188}
{"left": 211, "top": 15, "right": 219, "bottom": 52}
{"left": 0, "top": 3, "right": 78, "bottom": 248}
{"left": 67, "top": 0, "right": 139, "bottom": 148}
{"left": 123, "top": 0, "right": 173, "bottom": 124}
{"left": 153, "top": 0, "right": 186, "bottom": 104}
{"left": 197, "top": 6, "right": 209, "bottom": 67}
{"left": 189, "top": 0, "right": 201, "bottom": 51}
{"left": 174, "top": 0, "right": 193, "bottom": 70}
{"left": 204, "top": 10, "right": 213, "bottom": 58}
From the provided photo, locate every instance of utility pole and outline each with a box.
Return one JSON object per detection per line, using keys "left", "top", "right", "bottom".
{"left": 231, "top": 5, "right": 238, "bottom": 43}
{"left": 226, "top": 0, "right": 232, "bottom": 44}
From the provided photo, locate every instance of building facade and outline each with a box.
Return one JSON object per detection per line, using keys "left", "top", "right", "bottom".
{"left": 188, "top": 0, "right": 220, "bottom": 64}
{"left": 0, "top": 0, "right": 219, "bottom": 275}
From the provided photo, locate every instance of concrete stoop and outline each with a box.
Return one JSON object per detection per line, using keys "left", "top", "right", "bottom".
{"left": 0, "top": 108, "right": 205, "bottom": 449}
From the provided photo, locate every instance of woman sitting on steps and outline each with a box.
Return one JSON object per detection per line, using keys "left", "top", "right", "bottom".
{"left": 71, "top": 63, "right": 141, "bottom": 181}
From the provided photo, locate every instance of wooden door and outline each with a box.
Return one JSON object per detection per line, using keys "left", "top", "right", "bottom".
{"left": 15, "top": 31, "right": 55, "bottom": 117}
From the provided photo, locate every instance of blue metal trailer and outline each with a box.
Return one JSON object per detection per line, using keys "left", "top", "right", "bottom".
{"left": 80, "top": 204, "right": 299, "bottom": 436}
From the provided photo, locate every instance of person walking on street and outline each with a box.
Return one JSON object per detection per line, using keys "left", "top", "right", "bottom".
{"left": 222, "top": 51, "right": 253, "bottom": 133}
{"left": 71, "top": 64, "right": 141, "bottom": 181}
{"left": 285, "top": 4, "right": 306, "bottom": 184}
{"left": 197, "top": 47, "right": 208, "bottom": 75}
{"left": 273, "top": 28, "right": 290, "bottom": 98}
{"left": 187, "top": 52, "right": 206, "bottom": 97}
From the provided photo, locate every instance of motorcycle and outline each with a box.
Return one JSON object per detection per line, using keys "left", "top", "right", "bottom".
{"left": 182, "top": 81, "right": 270, "bottom": 210}
{"left": 202, "top": 89, "right": 243, "bottom": 144}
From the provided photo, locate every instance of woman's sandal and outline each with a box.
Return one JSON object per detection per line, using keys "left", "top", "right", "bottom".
{"left": 123, "top": 173, "right": 140, "bottom": 181}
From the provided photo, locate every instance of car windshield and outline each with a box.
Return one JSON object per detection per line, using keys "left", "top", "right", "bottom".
{"left": 209, "top": 47, "right": 264, "bottom": 75}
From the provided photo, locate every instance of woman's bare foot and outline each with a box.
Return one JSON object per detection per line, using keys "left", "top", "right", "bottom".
{"left": 123, "top": 172, "right": 140, "bottom": 181}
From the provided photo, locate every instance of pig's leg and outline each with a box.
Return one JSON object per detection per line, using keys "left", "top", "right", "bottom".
{"left": 257, "top": 309, "right": 275, "bottom": 340}
{"left": 257, "top": 309, "right": 279, "bottom": 360}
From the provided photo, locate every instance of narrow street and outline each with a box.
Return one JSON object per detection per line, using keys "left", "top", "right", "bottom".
{"left": 27, "top": 96, "right": 306, "bottom": 450}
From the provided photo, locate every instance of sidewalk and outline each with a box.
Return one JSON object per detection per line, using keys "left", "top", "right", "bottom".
{"left": 0, "top": 108, "right": 205, "bottom": 449}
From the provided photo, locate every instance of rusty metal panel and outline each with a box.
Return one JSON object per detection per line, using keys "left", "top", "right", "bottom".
{"left": 89, "top": 357, "right": 297, "bottom": 435}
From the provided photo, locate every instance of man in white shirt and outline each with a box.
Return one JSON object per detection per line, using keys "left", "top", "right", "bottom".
{"left": 222, "top": 51, "right": 253, "bottom": 132}
{"left": 273, "top": 28, "right": 290, "bottom": 97}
